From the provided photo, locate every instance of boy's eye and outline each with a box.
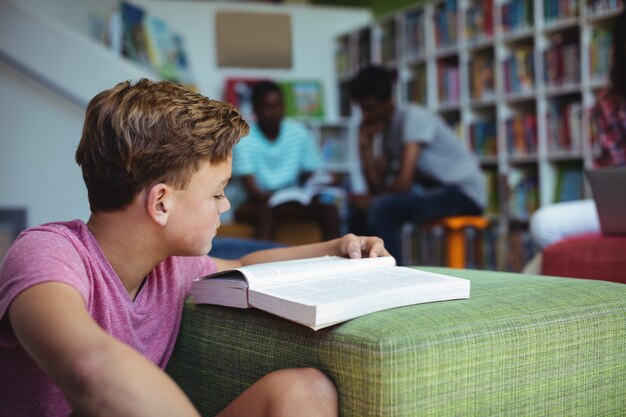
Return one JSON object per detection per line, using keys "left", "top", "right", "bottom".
{"left": 214, "top": 193, "right": 226, "bottom": 200}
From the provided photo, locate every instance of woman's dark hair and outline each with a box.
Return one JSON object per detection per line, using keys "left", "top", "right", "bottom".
{"left": 347, "top": 65, "right": 395, "bottom": 102}
{"left": 609, "top": 8, "right": 626, "bottom": 98}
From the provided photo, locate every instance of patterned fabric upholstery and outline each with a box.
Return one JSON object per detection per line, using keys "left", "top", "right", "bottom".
{"left": 542, "top": 233, "right": 626, "bottom": 284}
{"left": 166, "top": 268, "right": 626, "bottom": 417}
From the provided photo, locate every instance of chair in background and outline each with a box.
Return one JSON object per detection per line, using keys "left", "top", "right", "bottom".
{"left": 402, "top": 215, "right": 489, "bottom": 268}
{"left": 542, "top": 233, "right": 626, "bottom": 284}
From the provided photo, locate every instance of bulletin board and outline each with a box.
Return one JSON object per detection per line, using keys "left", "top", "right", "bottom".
{"left": 216, "top": 11, "right": 292, "bottom": 68}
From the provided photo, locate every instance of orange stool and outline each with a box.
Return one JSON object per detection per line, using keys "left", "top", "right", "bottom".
{"left": 426, "top": 216, "right": 489, "bottom": 268}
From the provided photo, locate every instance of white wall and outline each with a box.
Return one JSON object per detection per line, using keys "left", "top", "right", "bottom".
{"left": 126, "top": 0, "right": 371, "bottom": 119}
{"left": 0, "top": 60, "right": 90, "bottom": 226}
{"left": 0, "top": 0, "right": 371, "bottom": 227}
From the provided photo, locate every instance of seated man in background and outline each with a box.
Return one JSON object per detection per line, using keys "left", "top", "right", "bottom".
{"left": 232, "top": 80, "right": 341, "bottom": 241}
{"left": 347, "top": 65, "right": 486, "bottom": 263}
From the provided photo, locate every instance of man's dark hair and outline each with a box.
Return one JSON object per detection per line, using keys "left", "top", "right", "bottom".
{"left": 348, "top": 65, "right": 394, "bottom": 102}
{"left": 251, "top": 80, "right": 283, "bottom": 109}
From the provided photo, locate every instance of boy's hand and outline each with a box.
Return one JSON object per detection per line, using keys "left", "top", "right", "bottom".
{"left": 339, "top": 233, "right": 389, "bottom": 259}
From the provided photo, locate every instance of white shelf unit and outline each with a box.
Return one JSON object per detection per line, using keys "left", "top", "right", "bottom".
{"left": 301, "top": 118, "right": 364, "bottom": 193}
{"left": 334, "top": 0, "right": 622, "bottom": 270}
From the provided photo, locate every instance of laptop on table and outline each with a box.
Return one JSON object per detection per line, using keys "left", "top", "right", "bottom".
{"left": 586, "top": 167, "right": 626, "bottom": 235}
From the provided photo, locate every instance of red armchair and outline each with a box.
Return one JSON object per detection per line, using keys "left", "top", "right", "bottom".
{"left": 542, "top": 233, "right": 626, "bottom": 284}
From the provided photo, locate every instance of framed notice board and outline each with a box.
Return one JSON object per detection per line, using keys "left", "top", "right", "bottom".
{"left": 216, "top": 11, "right": 292, "bottom": 68}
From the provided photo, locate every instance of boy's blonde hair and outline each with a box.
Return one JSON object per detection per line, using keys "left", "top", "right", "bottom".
{"left": 76, "top": 79, "right": 249, "bottom": 212}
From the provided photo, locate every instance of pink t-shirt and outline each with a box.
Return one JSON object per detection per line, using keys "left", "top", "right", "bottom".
{"left": 0, "top": 220, "right": 217, "bottom": 416}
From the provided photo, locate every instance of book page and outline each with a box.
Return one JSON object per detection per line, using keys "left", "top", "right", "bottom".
{"left": 254, "top": 266, "right": 453, "bottom": 305}
{"left": 268, "top": 187, "right": 311, "bottom": 207}
{"left": 267, "top": 173, "right": 346, "bottom": 208}
{"left": 236, "top": 256, "right": 396, "bottom": 289}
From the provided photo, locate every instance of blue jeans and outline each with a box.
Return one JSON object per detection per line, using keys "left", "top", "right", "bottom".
{"left": 348, "top": 185, "right": 483, "bottom": 264}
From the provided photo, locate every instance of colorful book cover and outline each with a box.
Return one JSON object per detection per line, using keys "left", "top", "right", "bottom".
{"left": 120, "top": 2, "right": 151, "bottom": 68}
{"left": 280, "top": 80, "right": 325, "bottom": 119}
{"left": 223, "top": 78, "right": 264, "bottom": 121}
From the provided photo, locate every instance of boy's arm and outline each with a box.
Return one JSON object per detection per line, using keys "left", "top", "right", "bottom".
{"left": 213, "top": 234, "right": 389, "bottom": 271}
{"left": 9, "top": 282, "right": 200, "bottom": 417}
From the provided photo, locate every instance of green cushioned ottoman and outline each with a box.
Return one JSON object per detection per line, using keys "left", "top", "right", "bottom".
{"left": 166, "top": 268, "right": 626, "bottom": 416}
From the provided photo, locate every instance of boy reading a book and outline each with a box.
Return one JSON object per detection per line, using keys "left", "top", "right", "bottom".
{"left": 0, "top": 79, "right": 388, "bottom": 416}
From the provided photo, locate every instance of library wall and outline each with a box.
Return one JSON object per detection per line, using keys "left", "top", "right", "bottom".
{"left": 131, "top": 0, "right": 371, "bottom": 120}
{"left": 0, "top": 60, "right": 91, "bottom": 227}
{"left": 0, "top": 0, "right": 372, "bottom": 228}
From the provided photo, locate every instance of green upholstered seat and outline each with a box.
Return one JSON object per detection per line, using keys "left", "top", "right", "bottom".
{"left": 166, "top": 268, "right": 626, "bottom": 417}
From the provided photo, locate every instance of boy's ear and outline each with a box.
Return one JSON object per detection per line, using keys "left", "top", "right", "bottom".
{"left": 146, "top": 183, "right": 171, "bottom": 226}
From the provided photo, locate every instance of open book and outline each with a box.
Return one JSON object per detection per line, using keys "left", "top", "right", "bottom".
{"left": 192, "top": 256, "right": 470, "bottom": 330}
{"left": 267, "top": 173, "right": 345, "bottom": 208}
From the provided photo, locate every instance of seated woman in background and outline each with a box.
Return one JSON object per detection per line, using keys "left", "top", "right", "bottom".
{"left": 527, "top": 7, "right": 626, "bottom": 269}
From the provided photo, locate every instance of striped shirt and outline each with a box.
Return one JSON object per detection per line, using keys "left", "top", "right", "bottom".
{"left": 232, "top": 119, "right": 321, "bottom": 191}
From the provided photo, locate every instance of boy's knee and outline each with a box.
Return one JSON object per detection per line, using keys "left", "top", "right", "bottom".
{"left": 266, "top": 368, "right": 338, "bottom": 416}
{"left": 300, "top": 368, "right": 337, "bottom": 403}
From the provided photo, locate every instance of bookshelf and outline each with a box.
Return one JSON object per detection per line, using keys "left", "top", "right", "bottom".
{"left": 335, "top": 0, "right": 623, "bottom": 270}
{"left": 302, "top": 119, "right": 359, "bottom": 178}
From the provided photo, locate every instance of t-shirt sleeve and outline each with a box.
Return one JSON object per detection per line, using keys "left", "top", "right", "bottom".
{"left": 403, "top": 106, "right": 437, "bottom": 145}
{"left": 173, "top": 255, "right": 217, "bottom": 297}
{"left": 0, "top": 231, "right": 90, "bottom": 345}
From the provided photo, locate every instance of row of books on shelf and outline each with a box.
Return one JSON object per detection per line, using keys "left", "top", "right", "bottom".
{"left": 407, "top": 223, "right": 500, "bottom": 271}
{"left": 434, "top": 0, "right": 459, "bottom": 48}
{"left": 405, "top": 9, "right": 427, "bottom": 59}
{"left": 484, "top": 170, "right": 501, "bottom": 216}
{"left": 379, "top": 20, "right": 397, "bottom": 64}
{"left": 501, "top": 0, "right": 534, "bottom": 33}
{"left": 90, "top": 1, "right": 195, "bottom": 88}
{"left": 336, "top": 0, "right": 622, "bottom": 74}
{"left": 544, "top": 39, "right": 581, "bottom": 87}
{"left": 405, "top": 44, "right": 603, "bottom": 104}
{"left": 546, "top": 101, "right": 582, "bottom": 152}
{"left": 544, "top": 0, "right": 579, "bottom": 21}
{"left": 405, "top": 222, "right": 538, "bottom": 273}
{"left": 466, "top": 0, "right": 494, "bottom": 42}
{"left": 406, "top": 66, "right": 427, "bottom": 104}
{"left": 503, "top": 47, "right": 535, "bottom": 95}
{"left": 553, "top": 164, "right": 584, "bottom": 202}
{"left": 470, "top": 54, "right": 495, "bottom": 101}
{"left": 506, "top": 114, "right": 538, "bottom": 156}
{"left": 357, "top": 30, "right": 372, "bottom": 70}
{"left": 320, "top": 131, "right": 349, "bottom": 165}
{"left": 587, "top": 0, "right": 622, "bottom": 15}
{"left": 487, "top": 163, "right": 582, "bottom": 214}
{"left": 471, "top": 107, "right": 582, "bottom": 159}
{"left": 507, "top": 169, "right": 539, "bottom": 219}
{"left": 590, "top": 27, "right": 613, "bottom": 80}
{"left": 504, "top": 227, "right": 535, "bottom": 272}
{"left": 470, "top": 120, "right": 497, "bottom": 157}
{"left": 437, "top": 62, "right": 461, "bottom": 104}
